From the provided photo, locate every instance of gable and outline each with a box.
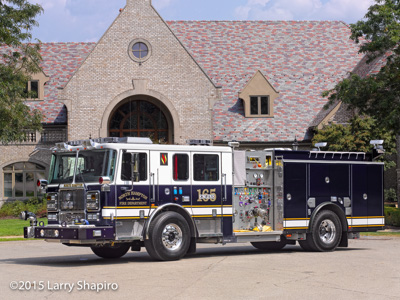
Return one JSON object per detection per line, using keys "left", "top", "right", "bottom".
{"left": 239, "top": 70, "right": 279, "bottom": 118}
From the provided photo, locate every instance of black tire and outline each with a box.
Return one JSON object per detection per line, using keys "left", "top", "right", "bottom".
{"left": 91, "top": 243, "right": 130, "bottom": 259}
{"left": 251, "top": 236, "right": 287, "bottom": 251}
{"left": 306, "top": 210, "right": 342, "bottom": 252}
{"left": 298, "top": 234, "right": 314, "bottom": 251}
{"left": 145, "top": 211, "right": 190, "bottom": 261}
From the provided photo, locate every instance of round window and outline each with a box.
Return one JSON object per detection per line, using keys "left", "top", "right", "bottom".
{"left": 132, "top": 42, "right": 148, "bottom": 59}
{"left": 128, "top": 39, "right": 152, "bottom": 63}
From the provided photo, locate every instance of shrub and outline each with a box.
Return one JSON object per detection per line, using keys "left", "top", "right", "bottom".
{"left": 0, "top": 196, "right": 47, "bottom": 218}
{"left": 385, "top": 188, "right": 397, "bottom": 202}
{"left": 385, "top": 206, "right": 400, "bottom": 227}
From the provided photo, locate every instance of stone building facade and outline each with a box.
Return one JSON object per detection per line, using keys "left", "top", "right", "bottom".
{"left": 1, "top": 0, "right": 396, "bottom": 206}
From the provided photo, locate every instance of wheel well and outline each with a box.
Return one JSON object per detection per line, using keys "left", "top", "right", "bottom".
{"left": 310, "top": 203, "right": 348, "bottom": 233}
{"left": 145, "top": 204, "right": 197, "bottom": 239}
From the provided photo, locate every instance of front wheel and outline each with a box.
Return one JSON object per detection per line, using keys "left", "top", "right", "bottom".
{"left": 91, "top": 243, "right": 130, "bottom": 259}
{"left": 145, "top": 211, "right": 190, "bottom": 261}
{"left": 307, "top": 210, "right": 342, "bottom": 252}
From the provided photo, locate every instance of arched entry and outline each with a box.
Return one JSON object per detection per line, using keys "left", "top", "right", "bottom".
{"left": 108, "top": 98, "right": 171, "bottom": 143}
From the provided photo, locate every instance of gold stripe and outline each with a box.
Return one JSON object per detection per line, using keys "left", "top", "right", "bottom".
{"left": 103, "top": 206, "right": 157, "bottom": 209}
{"left": 349, "top": 225, "right": 384, "bottom": 228}
{"left": 191, "top": 205, "right": 232, "bottom": 208}
{"left": 283, "top": 227, "right": 308, "bottom": 230}
{"left": 103, "top": 217, "right": 149, "bottom": 220}
{"left": 284, "top": 218, "right": 310, "bottom": 221}
{"left": 195, "top": 215, "right": 233, "bottom": 217}
{"left": 347, "top": 216, "right": 384, "bottom": 219}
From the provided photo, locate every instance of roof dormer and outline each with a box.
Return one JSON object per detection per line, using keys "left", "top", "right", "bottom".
{"left": 25, "top": 69, "right": 50, "bottom": 101}
{"left": 239, "top": 70, "right": 279, "bottom": 118}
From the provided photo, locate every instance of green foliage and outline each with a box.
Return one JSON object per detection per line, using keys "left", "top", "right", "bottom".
{"left": 323, "top": 0, "right": 400, "bottom": 134}
{"left": 313, "top": 115, "right": 396, "bottom": 169}
{"left": 0, "top": 0, "right": 43, "bottom": 144}
{"left": 385, "top": 206, "right": 400, "bottom": 226}
{"left": 385, "top": 188, "right": 398, "bottom": 202}
{"left": 0, "top": 218, "right": 47, "bottom": 237}
{"left": 0, "top": 196, "right": 47, "bottom": 218}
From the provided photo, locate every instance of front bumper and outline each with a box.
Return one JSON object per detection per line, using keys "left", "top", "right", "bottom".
{"left": 24, "top": 225, "right": 115, "bottom": 242}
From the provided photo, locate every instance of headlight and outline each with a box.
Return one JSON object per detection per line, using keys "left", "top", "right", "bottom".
{"left": 46, "top": 193, "right": 58, "bottom": 212}
{"left": 47, "top": 214, "right": 58, "bottom": 221}
{"left": 87, "top": 213, "right": 100, "bottom": 221}
{"left": 86, "top": 191, "right": 100, "bottom": 211}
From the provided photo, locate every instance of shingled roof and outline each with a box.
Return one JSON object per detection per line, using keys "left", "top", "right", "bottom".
{"left": 167, "top": 21, "right": 365, "bottom": 143}
{"left": 1, "top": 21, "right": 366, "bottom": 142}
{"left": 0, "top": 42, "right": 95, "bottom": 124}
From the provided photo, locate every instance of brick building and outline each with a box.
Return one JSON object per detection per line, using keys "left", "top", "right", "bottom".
{"left": 1, "top": 0, "right": 393, "bottom": 205}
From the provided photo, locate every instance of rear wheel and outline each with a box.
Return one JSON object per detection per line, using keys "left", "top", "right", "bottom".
{"left": 306, "top": 210, "right": 342, "bottom": 252}
{"left": 145, "top": 211, "right": 190, "bottom": 261}
{"left": 91, "top": 243, "right": 130, "bottom": 259}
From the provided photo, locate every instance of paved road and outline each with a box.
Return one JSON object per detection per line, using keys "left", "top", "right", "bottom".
{"left": 1, "top": 237, "right": 399, "bottom": 300}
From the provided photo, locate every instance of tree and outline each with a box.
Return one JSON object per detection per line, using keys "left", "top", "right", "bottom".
{"left": 312, "top": 115, "right": 396, "bottom": 170}
{"left": 0, "top": 0, "right": 43, "bottom": 144}
{"left": 323, "top": 0, "right": 400, "bottom": 204}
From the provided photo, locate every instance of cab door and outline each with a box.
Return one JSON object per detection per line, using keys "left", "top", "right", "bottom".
{"left": 191, "top": 152, "right": 223, "bottom": 236}
{"left": 114, "top": 150, "right": 150, "bottom": 239}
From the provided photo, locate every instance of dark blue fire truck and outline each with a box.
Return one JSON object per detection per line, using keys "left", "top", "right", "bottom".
{"left": 21, "top": 137, "right": 385, "bottom": 260}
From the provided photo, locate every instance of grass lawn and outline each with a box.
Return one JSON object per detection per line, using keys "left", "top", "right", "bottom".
{"left": 0, "top": 218, "right": 47, "bottom": 237}
{"left": 361, "top": 231, "right": 400, "bottom": 237}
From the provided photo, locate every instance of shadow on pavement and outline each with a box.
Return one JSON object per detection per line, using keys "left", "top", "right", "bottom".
{"left": 0, "top": 244, "right": 368, "bottom": 267}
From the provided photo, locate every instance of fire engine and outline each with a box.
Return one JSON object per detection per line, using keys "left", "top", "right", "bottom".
{"left": 21, "top": 137, "right": 385, "bottom": 261}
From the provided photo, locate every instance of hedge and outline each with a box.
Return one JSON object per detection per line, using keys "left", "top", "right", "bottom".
{"left": 0, "top": 197, "right": 47, "bottom": 218}
{"left": 385, "top": 206, "right": 400, "bottom": 227}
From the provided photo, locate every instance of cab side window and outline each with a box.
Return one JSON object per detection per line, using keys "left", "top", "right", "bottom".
{"left": 193, "top": 154, "right": 219, "bottom": 181}
{"left": 173, "top": 154, "right": 189, "bottom": 181}
{"left": 121, "top": 152, "right": 148, "bottom": 181}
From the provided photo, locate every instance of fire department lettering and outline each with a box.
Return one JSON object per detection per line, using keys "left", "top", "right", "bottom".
{"left": 118, "top": 191, "right": 148, "bottom": 202}
{"left": 197, "top": 189, "right": 217, "bottom": 202}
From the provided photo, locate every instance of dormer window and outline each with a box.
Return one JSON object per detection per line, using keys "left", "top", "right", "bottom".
{"left": 250, "top": 96, "right": 270, "bottom": 116}
{"left": 25, "top": 80, "right": 39, "bottom": 99}
{"left": 25, "top": 70, "right": 50, "bottom": 101}
{"left": 239, "top": 70, "right": 279, "bottom": 118}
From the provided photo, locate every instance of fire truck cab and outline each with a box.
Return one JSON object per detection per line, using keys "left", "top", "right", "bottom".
{"left": 22, "top": 137, "right": 384, "bottom": 261}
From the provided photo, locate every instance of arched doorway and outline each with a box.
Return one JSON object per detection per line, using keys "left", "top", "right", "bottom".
{"left": 108, "top": 99, "right": 170, "bottom": 143}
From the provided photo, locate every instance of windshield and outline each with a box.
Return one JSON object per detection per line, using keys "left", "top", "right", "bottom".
{"left": 49, "top": 150, "right": 116, "bottom": 184}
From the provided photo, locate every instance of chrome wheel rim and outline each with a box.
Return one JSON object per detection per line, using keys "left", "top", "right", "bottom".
{"left": 318, "top": 219, "right": 336, "bottom": 244}
{"left": 162, "top": 223, "right": 183, "bottom": 251}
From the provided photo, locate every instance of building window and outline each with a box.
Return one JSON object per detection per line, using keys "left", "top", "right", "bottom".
{"left": 24, "top": 80, "right": 39, "bottom": 99}
{"left": 132, "top": 42, "right": 148, "bottom": 59}
{"left": 109, "top": 100, "right": 169, "bottom": 143}
{"left": 173, "top": 154, "right": 189, "bottom": 181}
{"left": 23, "top": 70, "right": 50, "bottom": 101}
{"left": 250, "top": 96, "right": 270, "bottom": 116}
{"left": 3, "top": 162, "right": 46, "bottom": 199}
{"left": 193, "top": 154, "right": 219, "bottom": 181}
{"left": 128, "top": 39, "right": 152, "bottom": 63}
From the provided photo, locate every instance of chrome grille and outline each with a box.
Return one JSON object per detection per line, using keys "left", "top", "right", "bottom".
{"left": 59, "top": 189, "right": 85, "bottom": 211}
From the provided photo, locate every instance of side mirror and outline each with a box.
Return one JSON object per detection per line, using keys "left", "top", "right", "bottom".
{"left": 37, "top": 179, "right": 48, "bottom": 193}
